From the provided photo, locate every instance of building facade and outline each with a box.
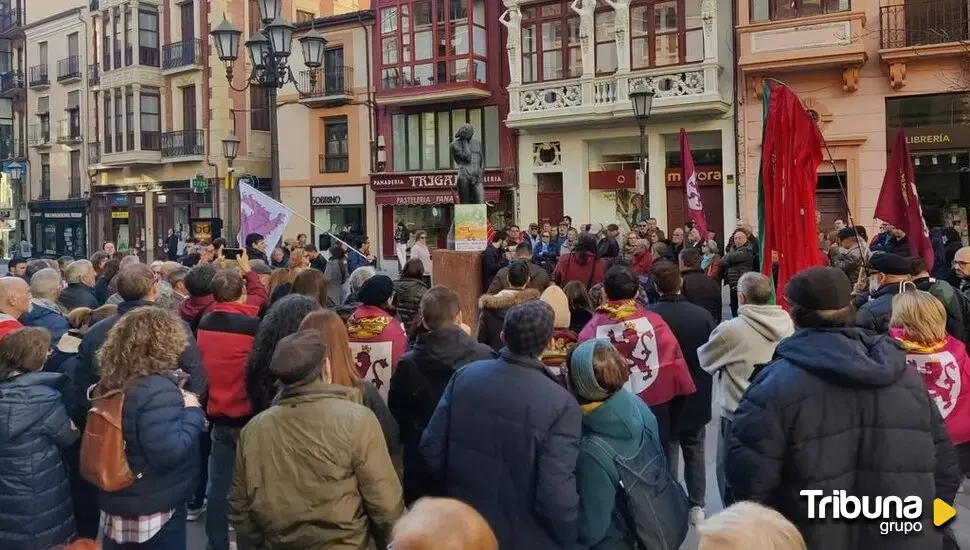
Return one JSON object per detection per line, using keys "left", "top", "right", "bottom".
{"left": 25, "top": 4, "right": 91, "bottom": 259}
{"left": 736, "top": 0, "right": 970, "bottom": 237}
{"left": 371, "top": 0, "right": 517, "bottom": 260}
{"left": 0, "top": 0, "right": 26, "bottom": 257}
{"left": 277, "top": 11, "right": 377, "bottom": 252}
{"left": 505, "top": 0, "right": 736, "bottom": 238}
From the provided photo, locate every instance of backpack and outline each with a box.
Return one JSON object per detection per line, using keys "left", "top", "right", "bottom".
{"left": 588, "top": 425, "right": 689, "bottom": 550}
{"left": 79, "top": 387, "right": 135, "bottom": 492}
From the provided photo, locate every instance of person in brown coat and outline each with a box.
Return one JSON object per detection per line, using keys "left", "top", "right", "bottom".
{"left": 229, "top": 329, "right": 404, "bottom": 549}
{"left": 487, "top": 242, "right": 550, "bottom": 294}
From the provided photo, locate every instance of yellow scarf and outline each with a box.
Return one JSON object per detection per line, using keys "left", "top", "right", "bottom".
{"left": 895, "top": 337, "right": 946, "bottom": 355}
{"left": 598, "top": 300, "right": 638, "bottom": 321}
{"left": 347, "top": 315, "right": 391, "bottom": 339}
{"left": 580, "top": 402, "right": 604, "bottom": 414}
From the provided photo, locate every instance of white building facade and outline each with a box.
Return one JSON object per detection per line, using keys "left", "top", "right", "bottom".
{"left": 502, "top": 0, "right": 736, "bottom": 237}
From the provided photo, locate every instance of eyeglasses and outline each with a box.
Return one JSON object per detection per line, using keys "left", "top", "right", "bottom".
{"left": 541, "top": 234, "right": 550, "bottom": 238}
{"left": 954, "top": 260, "right": 970, "bottom": 268}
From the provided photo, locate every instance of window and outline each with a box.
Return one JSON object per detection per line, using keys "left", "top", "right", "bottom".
{"left": 250, "top": 87, "right": 270, "bottom": 131}
{"left": 70, "top": 150, "right": 81, "bottom": 197}
{"left": 68, "top": 33, "right": 79, "bottom": 57}
{"left": 630, "top": 0, "right": 704, "bottom": 69}
{"left": 296, "top": 9, "right": 315, "bottom": 23}
{"left": 103, "top": 93, "right": 112, "bottom": 153}
{"left": 322, "top": 116, "right": 349, "bottom": 173}
{"left": 750, "top": 0, "right": 849, "bottom": 22}
{"left": 390, "top": 105, "right": 501, "bottom": 171}
{"left": 125, "top": 88, "right": 134, "bottom": 150}
{"left": 521, "top": 3, "right": 580, "bottom": 83}
{"left": 67, "top": 91, "right": 80, "bottom": 139}
{"left": 40, "top": 154, "right": 50, "bottom": 199}
{"left": 114, "top": 89, "right": 123, "bottom": 151}
{"left": 140, "top": 88, "right": 160, "bottom": 151}
{"left": 113, "top": 8, "right": 121, "bottom": 68}
{"left": 37, "top": 96, "right": 49, "bottom": 143}
{"left": 124, "top": 7, "right": 132, "bottom": 65}
{"left": 138, "top": 8, "right": 159, "bottom": 66}
{"left": 38, "top": 41, "right": 47, "bottom": 66}
{"left": 102, "top": 15, "right": 110, "bottom": 69}
{"left": 595, "top": 10, "right": 616, "bottom": 74}
{"left": 379, "top": 0, "right": 488, "bottom": 90}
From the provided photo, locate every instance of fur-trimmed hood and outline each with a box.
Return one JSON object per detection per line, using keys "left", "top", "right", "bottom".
{"left": 478, "top": 288, "right": 541, "bottom": 310}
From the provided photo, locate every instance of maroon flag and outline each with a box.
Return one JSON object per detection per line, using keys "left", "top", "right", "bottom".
{"left": 680, "top": 128, "right": 707, "bottom": 237}
{"left": 875, "top": 130, "right": 933, "bottom": 268}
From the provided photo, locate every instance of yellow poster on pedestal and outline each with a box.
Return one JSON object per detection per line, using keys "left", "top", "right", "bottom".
{"left": 454, "top": 204, "right": 488, "bottom": 251}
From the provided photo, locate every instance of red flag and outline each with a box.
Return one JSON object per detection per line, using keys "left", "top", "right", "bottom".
{"left": 875, "top": 130, "right": 933, "bottom": 268}
{"left": 679, "top": 128, "right": 707, "bottom": 237}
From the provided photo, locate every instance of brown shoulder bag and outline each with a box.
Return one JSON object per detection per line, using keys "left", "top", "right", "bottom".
{"left": 80, "top": 387, "right": 135, "bottom": 492}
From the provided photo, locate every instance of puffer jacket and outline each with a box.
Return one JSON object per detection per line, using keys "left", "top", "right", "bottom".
{"left": 0, "top": 372, "right": 78, "bottom": 550}
{"left": 913, "top": 276, "right": 970, "bottom": 345}
{"left": 229, "top": 380, "right": 404, "bottom": 550}
{"left": 722, "top": 242, "right": 757, "bottom": 288}
{"left": 98, "top": 374, "right": 206, "bottom": 517}
{"left": 725, "top": 328, "right": 961, "bottom": 550}
{"left": 856, "top": 283, "right": 904, "bottom": 334}
{"left": 477, "top": 288, "right": 541, "bottom": 351}
{"left": 20, "top": 298, "right": 69, "bottom": 344}
{"left": 393, "top": 277, "right": 429, "bottom": 334}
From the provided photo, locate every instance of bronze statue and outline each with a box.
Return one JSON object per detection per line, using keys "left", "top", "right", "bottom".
{"left": 450, "top": 123, "right": 485, "bottom": 204}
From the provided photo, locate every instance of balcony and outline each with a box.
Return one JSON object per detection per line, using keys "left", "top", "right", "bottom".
{"left": 88, "top": 64, "right": 99, "bottom": 87}
{"left": 162, "top": 39, "right": 201, "bottom": 74}
{"left": 0, "top": 138, "right": 24, "bottom": 160}
{"left": 319, "top": 153, "right": 349, "bottom": 173}
{"left": 56, "top": 119, "right": 82, "bottom": 144}
{"left": 0, "top": 70, "right": 23, "bottom": 97}
{"left": 100, "top": 139, "right": 162, "bottom": 166}
{"left": 161, "top": 129, "right": 204, "bottom": 160}
{"left": 88, "top": 142, "right": 100, "bottom": 165}
{"left": 737, "top": 10, "right": 867, "bottom": 94}
{"left": 377, "top": 62, "right": 491, "bottom": 106}
{"left": 878, "top": 0, "right": 970, "bottom": 89}
{"left": 298, "top": 66, "right": 353, "bottom": 107}
{"left": 57, "top": 56, "right": 82, "bottom": 83}
{"left": 28, "top": 65, "right": 49, "bottom": 89}
{"left": 0, "top": 9, "right": 22, "bottom": 36}
{"left": 28, "top": 124, "right": 51, "bottom": 147}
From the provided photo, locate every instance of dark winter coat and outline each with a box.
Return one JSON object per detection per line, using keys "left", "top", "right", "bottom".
{"left": 246, "top": 246, "right": 269, "bottom": 264}
{"left": 570, "top": 307, "right": 594, "bottom": 335}
{"left": 597, "top": 236, "right": 620, "bottom": 259}
{"left": 649, "top": 295, "right": 716, "bottom": 432}
{"left": 856, "top": 283, "right": 904, "bottom": 334}
{"left": 681, "top": 268, "right": 722, "bottom": 324}
{"left": 93, "top": 277, "right": 110, "bottom": 305}
{"left": 870, "top": 234, "right": 911, "bottom": 258}
{"left": 58, "top": 283, "right": 99, "bottom": 311}
{"left": 725, "top": 328, "right": 961, "bottom": 550}
{"left": 388, "top": 325, "right": 495, "bottom": 503}
{"left": 393, "top": 277, "right": 430, "bottom": 334}
{"left": 944, "top": 234, "right": 963, "bottom": 288}
{"left": 486, "top": 262, "right": 550, "bottom": 295}
{"left": 722, "top": 242, "right": 757, "bottom": 288}
{"left": 914, "top": 276, "right": 970, "bottom": 344}
{"left": 0, "top": 372, "right": 78, "bottom": 550}
{"left": 420, "top": 349, "right": 582, "bottom": 550}
{"left": 20, "top": 300, "right": 69, "bottom": 343}
{"left": 477, "top": 288, "right": 542, "bottom": 352}
{"left": 482, "top": 245, "right": 509, "bottom": 293}
{"left": 98, "top": 374, "right": 206, "bottom": 516}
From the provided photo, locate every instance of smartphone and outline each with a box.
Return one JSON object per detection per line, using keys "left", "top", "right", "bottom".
{"left": 222, "top": 247, "right": 243, "bottom": 260}
{"left": 173, "top": 368, "right": 190, "bottom": 389}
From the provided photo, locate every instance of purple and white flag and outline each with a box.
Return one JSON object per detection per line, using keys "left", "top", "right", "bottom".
{"left": 237, "top": 181, "right": 293, "bottom": 250}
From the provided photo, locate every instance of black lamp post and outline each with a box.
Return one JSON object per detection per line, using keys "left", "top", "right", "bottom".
{"left": 221, "top": 132, "right": 241, "bottom": 245}
{"left": 629, "top": 87, "right": 655, "bottom": 195}
{"left": 7, "top": 161, "right": 23, "bottom": 244}
{"left": 210, "top": 0, "right": 327, "bottom": 200}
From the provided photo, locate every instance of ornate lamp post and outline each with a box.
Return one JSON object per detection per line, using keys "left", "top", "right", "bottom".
{"left": 221, "top": 133, "right": 241, "bottom": 244}
{"left": 210, "top": 0, "right": 327, "bottom": 200}
{"left": 7, "top": 161, "right": 24, "bottom": 244}
{"left": 629, "top": 87, "right": 655, "bottom": 196}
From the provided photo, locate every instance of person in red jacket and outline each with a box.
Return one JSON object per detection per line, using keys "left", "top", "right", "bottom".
{"left": 179, "top": 250, "right": 268, "bottom": 332}
{"left": 554, "top": 234, "right": 606, "bottom": 288}
{"left": 196, "top": 268, "right": 262, "bottom": 550}
{"left": 579, "top": 265, "right": 695, "bottom": 448}
{"left": 347, "top": 275, "right": 408, "bottom": 403}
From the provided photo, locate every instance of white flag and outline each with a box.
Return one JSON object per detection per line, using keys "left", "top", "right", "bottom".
{"left": 237, "top": 181, "right": 293, "bottom": 250}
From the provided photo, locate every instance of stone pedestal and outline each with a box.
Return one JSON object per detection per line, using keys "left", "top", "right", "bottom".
{"left": 432, "top": 249, "right": 483, "bottom": 334}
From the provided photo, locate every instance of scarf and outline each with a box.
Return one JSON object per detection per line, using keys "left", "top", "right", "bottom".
{"left": 701, "top": 253, "right": 715, "bottom": 270}
{"left": 597, "top": 299, "right": 638, "bottom": 321}
{"left": 894, "top": 335, "right": 947, "bottom": 355}
{"left": 347, "top": 314, "right": 392, "bottom": 339}
{"left": 580, "top": 402, "right": 604, "bottom": 414}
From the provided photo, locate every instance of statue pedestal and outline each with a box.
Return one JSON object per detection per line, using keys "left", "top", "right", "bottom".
{"left": 432, "top": 249, "right": 483, "bottom": 334}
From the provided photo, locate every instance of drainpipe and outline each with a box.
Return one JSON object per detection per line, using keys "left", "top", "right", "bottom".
{"left": 358, "top": 12, "right": 379, "bottom": 259}
{"left": 732, "top": 0, "right": 741, "bottom": 223}
{"left": 76, "top": 7, "right": 93, "bottom": 253}
{"left": 202, "top": 1, "right": 219, "bottom": 230}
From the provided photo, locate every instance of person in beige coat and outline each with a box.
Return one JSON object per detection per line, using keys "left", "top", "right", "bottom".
{"left": 229, "top": 330, "right": 404, "bottom": 549}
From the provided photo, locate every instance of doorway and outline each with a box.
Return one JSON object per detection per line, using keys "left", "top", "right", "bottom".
{"left": 537, "top": 173, "right": 563, "bottom": 227}
{"left": 816, "top": 173, "right": 850, "bottom": 233}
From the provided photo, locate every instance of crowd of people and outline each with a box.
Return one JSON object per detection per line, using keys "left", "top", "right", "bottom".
{"left": 0, "top": 211, "right": 967, "bottom": 550}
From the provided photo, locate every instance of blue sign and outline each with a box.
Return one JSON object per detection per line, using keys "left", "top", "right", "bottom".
{"left": 110, "top": 194, "right": 129, "bottom": 206}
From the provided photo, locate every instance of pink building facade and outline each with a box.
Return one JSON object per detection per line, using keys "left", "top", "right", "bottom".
{"left": 736, "top": 0, "right": 970, "bottom": 238}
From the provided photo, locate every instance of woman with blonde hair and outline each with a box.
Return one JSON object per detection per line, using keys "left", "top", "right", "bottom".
{"left": 698, "top": 502, "right": 806, "bottom": 550}
{"left": 298, "top": 310, "right": 400, "bottom": 458}
{"left": 891, "top": 289, "right": 970, "bottom": 473}
{"left": 95, "top": 308, "right": 205, "bottom": 549}
{"left": 390, "top": 497, "right": 497, "bottom": 550}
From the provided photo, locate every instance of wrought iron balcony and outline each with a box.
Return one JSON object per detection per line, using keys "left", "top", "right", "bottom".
{"left": 161, "top": 129, "right": 204, "bottom": 158}
{"left": 298, "top": 66, "right": 354, "bottom": 105}
{"left": 28, "top": 65, "right": 49, "bottom": 88}
{"left": 0, "top": 9, "right": 22, "bottom": 35}
{"left": 28, "top": 123, "right": 51, "bottom": 146}
{"left": 879, "top": 0, "right": 970, "bottom": 49}
{"left": 0, "top": 70, "right": 23, "bottom": 95}
{"left": 0, "top": 138, "right": 24, "bottom": 160}
{"left": 88, "top": 64, "right": 99, "bottom": 87}
{"left": 319, "top": 153, "right": 349, "bottom": 173}
{"left": 88, "top": 142, "right": 100, "bottom": 165}
{"left": 57, "top": 56, "right": 82, "bottom": 83}
{"left": 56, "top": 119, "right": 82, "bottom": 144}
{"left": 162, "top": 39, "right": 201, "bottom": 71}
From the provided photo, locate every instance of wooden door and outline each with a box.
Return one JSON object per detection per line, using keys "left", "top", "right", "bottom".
{"left": 666, "top": 186, "right": 724, "bottom": 240}
{"left": 537, "top": 193, "right": 563, "bottom": 227}
{"left": 815, "top": 190, "right": 849, "bottom": 234}
{"left": 154, "top": 197, "right": 172, "bottom": 260}
{"left": 180, "top": 1, "right": 195, "bottom": 41}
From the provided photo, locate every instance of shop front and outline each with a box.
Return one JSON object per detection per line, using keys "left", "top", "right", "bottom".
{"left": 371, "top": 170, "right": 513, "bottom": 258}
{"left": 94, "top": 193, "right": 146, "bottom": 254}
{"left": 29, "top": 199, "right": 89, "bottom": 258}
{"left": 312, "top": 185, "right": 367, "bottom": 251}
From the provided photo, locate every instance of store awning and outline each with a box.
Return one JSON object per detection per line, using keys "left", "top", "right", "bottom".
{"left": 375, "top": 189, "right": 502, "bottom": 206}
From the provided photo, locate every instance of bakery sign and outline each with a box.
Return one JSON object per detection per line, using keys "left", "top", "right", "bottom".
{"left": 311, "top": 186, "right": 365, "bottom": 206}
{"left": 370, "top": 170, "right": 505, "bottom": 190}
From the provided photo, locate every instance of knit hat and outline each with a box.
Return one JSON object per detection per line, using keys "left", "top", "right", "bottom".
{"left": 868, "top": 252, "right": 911, "bottom": 276}
{"left": 784, "top": 267, "right": 851, "bottom": 311}
{"left": 540, "top": 285, "right": 571, "bottom": 329}
{"left": 270, "top": 329, "right": 327, "bottom": 385}
{"left": 503, "top": 300, "right": 555, "bottom": 357}
{"left": 358, "top": 274, "right": 395, "bottom": 306}
{"left": 569, "top": 339, "right": 613, "bottom": 402}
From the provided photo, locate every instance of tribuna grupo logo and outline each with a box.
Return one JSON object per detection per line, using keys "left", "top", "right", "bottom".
{"left": 801, "top": 490, "right": 923, "bottom": 535}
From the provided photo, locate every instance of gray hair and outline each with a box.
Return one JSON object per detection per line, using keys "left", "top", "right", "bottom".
{"left": 64, "top": 260, "right": 93, "bottom": 284}
{"left": 167, "top": 266, "right": 190, "bottom": 286}
{"left": 349, "top": 266, "right": 377, "bottom": 292}
{"left": 738, "top": 272, "right": 773, "bottom": 306}
{"left": 30, "top": 268, "right": 62, "bottom": 299}
{"left": 119, "top": 255, "right": 140, "bottom": 269}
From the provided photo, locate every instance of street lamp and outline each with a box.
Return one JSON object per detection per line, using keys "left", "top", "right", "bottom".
{"left": 7, "top": 161, "right": 23, "bottom": 181}
{"left": 222, "top": 133, "right": 240, "bottom": 167}
{"left": 6, "top": 161, "right": 24, "bottom": 244}
{"left": 210, "top": 3, "right": 327, "bottom": 199}
{"left": 629, "top": 86, "right": 655, "bottom": 195}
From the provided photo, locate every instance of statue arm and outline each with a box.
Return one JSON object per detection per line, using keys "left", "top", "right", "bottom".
{"left": 499, "top": 9, "right": 510, "bottom": 26}
{"left": 570, "top": 0, "right": 582, "bottom": 15}
{"left": 451, "top": 140, "right": 471, "bottom": 164}
{"left": 603, "top": 0, "right": 617, "bottom": 8}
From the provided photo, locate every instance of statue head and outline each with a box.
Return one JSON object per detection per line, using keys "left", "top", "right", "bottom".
{"left": 455, "top": 123, "right": 474, "bottom": 140}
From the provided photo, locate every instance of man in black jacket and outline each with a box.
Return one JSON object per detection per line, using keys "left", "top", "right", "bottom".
{"left": 648, "top": 260, "right": 716, "bottom": 525}
{"left": 725, "top": 267, "right": 960, "bottom": 550}
{"left": 481, "top": 230, "right": 509, "bottom": 293}
{"left": 305, "top": 244, "right": 328, "bottom": 272}
{"left": 856, "top": 252, "right": 911, "bottom": 334}
{"left": 679, "top": 248, "right": 722, "bottom": 323}
{"left": 388, "top": 286, "right": 495, "bottom": 504}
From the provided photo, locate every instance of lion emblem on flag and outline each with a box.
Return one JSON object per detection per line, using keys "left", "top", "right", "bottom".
{"left": 685, "top": 174, "right": 703, "bottom": 211}
{"left": 595, "top": 317, "right": 659, "bottom": 395}
{"left": 908, "top": 351, "right": 961, "bottom": 419}
{"left": 349, "top": 341, "right": 394, "bottom": 402}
